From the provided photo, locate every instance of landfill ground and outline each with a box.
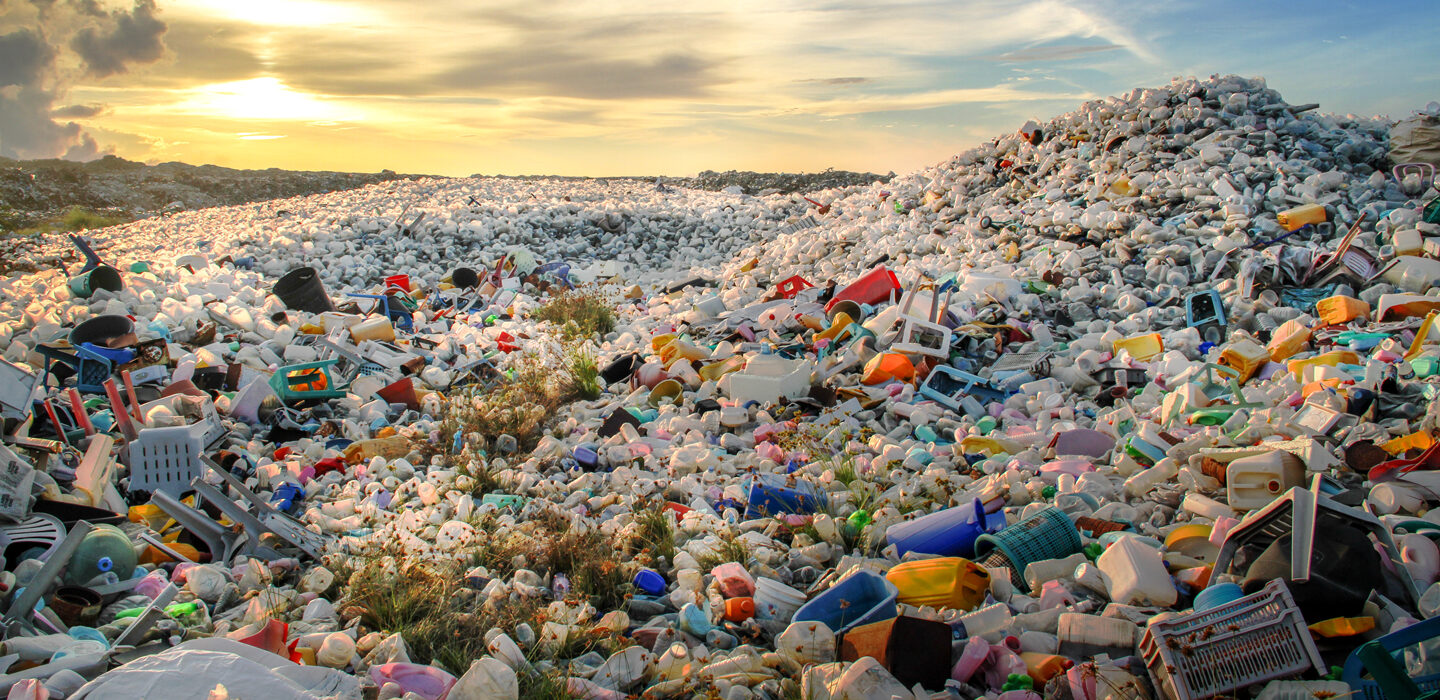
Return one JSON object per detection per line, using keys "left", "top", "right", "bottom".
{"left": 1, "top": 74, "right": 1440, "bottom": 699}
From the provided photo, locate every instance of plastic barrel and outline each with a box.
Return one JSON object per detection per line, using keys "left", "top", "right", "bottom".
{"left": 886, "top": 498, "right": 1007, "bottom": 558}
{"left": 272, "top": 267, "right": 337, "bottom": 314}
{"left": 973, "top": 507, "right": 1083, "bottom": 592}
{"left": 63, "top": 524, "right": 137, "bottom": 586}
{"left": 451, "top": 267, "right": 480, "bottom": 289}
{"left": 69, "top": 314, "right": 135, "bottom": 347}
{"left": 68, "top": 265, "right": 124, "bottom": 299}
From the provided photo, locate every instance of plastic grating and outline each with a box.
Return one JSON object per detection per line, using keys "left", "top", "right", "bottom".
{"left": 1140, "top": 579, "right": 1324, "bottom": 700}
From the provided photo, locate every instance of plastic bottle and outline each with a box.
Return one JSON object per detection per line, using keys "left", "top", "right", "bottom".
{"left": 951, "top": 635, "right": 989, "bottom": 682}
{"left": 957, "top": 602, "right": 1013, "bottom": 640}
{"left": 63, "top": 524, "right": 137, "bottom": 587}
{"left": 1096, "top": 536, "right": 1177, "bottom": 606}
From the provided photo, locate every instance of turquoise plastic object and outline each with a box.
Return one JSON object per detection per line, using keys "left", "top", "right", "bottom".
{"left": 1194, "top": 582, "right": 1244, "bottom": 611}
{"left": 973, "top": 507, "right": 1082, "bottom": 592}
{"left": 64, "top": 524, "right": 137, "bottom": 586}
{"left": 269, "top": 359, "right": 348, "bottom": 404}
{"left": 791, "top": 569, "right": 898, "bottom": 634}
{"left": 743, "top": 473, "right": 828, "bottom": 519}
{"left": 1344, "top": 615, "right": 1440, "bottom": 700}
{"left": 885, "top": 497, "right": 1007, "bottom": 559}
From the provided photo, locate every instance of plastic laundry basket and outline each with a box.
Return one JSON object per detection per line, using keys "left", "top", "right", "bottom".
{"left": 127, "top": 422, "right": 207, "bottom": 497}
{"left": 1139, "top": 578, "right": 1324, "bottom": 700}
{"left": 972, "top": 507, "right": 1082, "bottom": 592}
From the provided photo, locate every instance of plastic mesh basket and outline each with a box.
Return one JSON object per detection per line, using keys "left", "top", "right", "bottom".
{"left": 1140, "top": 579, "right": 1324, "bottom": 700}
{"left": 127, "top": 422, "right": 207, "bottom": 498}
{"left": 972, "top": 507, "right": 1082, "bottom": 592}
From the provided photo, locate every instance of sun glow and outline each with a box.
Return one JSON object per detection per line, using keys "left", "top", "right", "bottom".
{"left": 168, "top": 78, "right": 360, "bottom": 123}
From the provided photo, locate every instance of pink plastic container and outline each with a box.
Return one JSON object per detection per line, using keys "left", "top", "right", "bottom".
{"left": 712, "top": 562, "right": 756, "bottom": 598}
{"left": 952, "top": 636, "right": 989, "bottom": 682}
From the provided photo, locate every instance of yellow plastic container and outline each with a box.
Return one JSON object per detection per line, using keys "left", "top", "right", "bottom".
{"left": 698, "top": 356, "right": 746, "bottom": 382}
{"left": 1315, "top": 295, "right": 1369, "bottom": 325}
{"left": 650, "top": 333, "right": 677, "bottom": 352}
{"left": 1287, "top": 349, "right": 1360, "bottom": 381}
{"left": 1277, "top": 203, "right": 1326, "bottom": 231}
{"left": 1217, "top": 339, "right": 1270, "bottom": 383}
{"left": 885, "top": 557, "right": 990, "bottom": 612}
{"left": 1383, "top": 431, "right": 1435, "bottom": 456}
{"left": 815, "top": 312, "right": 854, "bottom": 343}
{"left": 1113, "top": 333, "right": 1164, "bottom": 361}
{"left": 659, "top": 339, "right": 707, "bottom": 367}
{"left": 1308, "top": 616, "right": 1375, "bottom": 638}
{"left": 1267, "top": 319, "right": 1312, "bottom": 362}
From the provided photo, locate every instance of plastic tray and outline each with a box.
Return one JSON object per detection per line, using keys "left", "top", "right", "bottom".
{"left": 127, "top": 422, "right": 208, "bottom": 498}
{"left": 1140, "top": 579, "right": 1324, "bottom": 700}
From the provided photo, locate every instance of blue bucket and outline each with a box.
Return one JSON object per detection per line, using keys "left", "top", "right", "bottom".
{"left": 743, "top": 473, "right": 828, "bottom": 519}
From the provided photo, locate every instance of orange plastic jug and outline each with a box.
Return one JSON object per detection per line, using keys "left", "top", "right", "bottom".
{"left": 1277, "top": 203, "right": 1326, "bottom": 231}
{"left": 862, "top": 352, "right": 915, "bottom": 385}
{"left": 1217, "top": 339, "right": 1270, "bottom": 383}
{"left": 885, "top": 557, "right": 989, "bottom": 611}
{"left": 723, "top": 597, "right": 756, "bottom": 622}
{"left": 1267, "top": 319, "right": 1312, "bottom": 361}
{"left": 1021, "top": 652, "right": 1074, "bottom": 683}
{"left": 1316, "top": 296, "right": 1369, "bottom": 325}
{"left": 1113, "top": 333, "right": 1163, "bottom": 361}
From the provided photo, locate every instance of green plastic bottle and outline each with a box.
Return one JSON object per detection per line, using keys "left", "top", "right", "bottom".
{"left": 64, "top": 524, "right": 137, "bottom": 586}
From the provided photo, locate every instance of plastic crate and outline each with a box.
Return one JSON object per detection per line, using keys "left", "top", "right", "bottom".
{"left": 1342, "top": 615, "right": 1440, "bottom": 700}
{"left": 972, "top": 507, "right": 1082, "bottom": 592}
{"left": 127, "top": 422, "right": 208, "bottom": 498}
{"left": 1140, "top": 579, "right": 1324, "bottom": 700}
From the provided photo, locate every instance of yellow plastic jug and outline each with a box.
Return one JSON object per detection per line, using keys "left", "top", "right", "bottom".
{"left": 1113, "top": 333, "right": 1164, "bottom": 361}
{"left": 1217, "top": 339, "right": 1270, "bottom": 383}
{"left": 1267, "top": 319, "right": 1312, "bottom": 362}
{"left": 1277, "top": 203, "right": 1326, "bottom": 231}
{"left": 1383, "top": 431, "right": 1434, "bottom": 456}
{"left": 1287, "top": 349, "right": 1360, "bottom": 381}
{"left": 885, "top": 557, "right": 990, "bottom": 612}
{"left": 1315, "top": 295, "right": 1369, "bottom": 325}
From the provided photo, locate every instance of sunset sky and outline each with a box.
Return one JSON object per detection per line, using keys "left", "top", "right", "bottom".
{"left": 1, "top": 0, "right": 1435, "bottom": 176}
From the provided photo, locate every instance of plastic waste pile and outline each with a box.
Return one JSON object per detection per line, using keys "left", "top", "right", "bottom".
{"left": 0, "top": 74, "right": 1438, "bottom": 699}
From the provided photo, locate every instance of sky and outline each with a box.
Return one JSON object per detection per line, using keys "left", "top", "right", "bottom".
{"left": 0, "top": 0, "right": 1436, "bottom": 177}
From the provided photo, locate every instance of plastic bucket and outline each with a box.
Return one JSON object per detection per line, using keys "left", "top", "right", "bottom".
{"left": 69, "top": 314, "right": 136, "bottom": 348}
{"left": 68, "top": 265, "right": 124, "bottom": 299}
{"left": 49, "top": 585, "right": 102, "bottom": 627}
{"left": 886, "top": 497, "right": 1007, "bottom": 558}
{"left": 634, "top": 569, "right": 666, "bottom": 595}
{"left": 825, "top": 266, "right": 900, "bottom": 315}
{"left": 973, "top": 507, "right": 1083, "bottom": 592}
{"left": 792, "top": 569, "right": 898, "bottom": 634}
{"left": 450, "top": 267, "right": 480, "bottom": 289}
{"left": 272, "top": 267, "right": 336, "bottom": 314}
{"left": 384, "top": 274, "right": 411, "bottom": 292}
{"left": 601, "top": 353, "right": 641, "bottom": 385}
{"left": 754, "top": 577, "right": 807, "bottom": 622}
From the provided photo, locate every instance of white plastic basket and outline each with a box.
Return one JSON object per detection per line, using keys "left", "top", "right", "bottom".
{"left": 1140, "top": 579, "right": 1324, "bottom": 700}
{"left": 127, "top": 422, "right": 208, "bottom": 497}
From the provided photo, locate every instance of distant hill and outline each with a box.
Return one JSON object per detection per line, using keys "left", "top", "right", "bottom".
{"left": 0, "top": 155, "right": 429, "bottom": 231}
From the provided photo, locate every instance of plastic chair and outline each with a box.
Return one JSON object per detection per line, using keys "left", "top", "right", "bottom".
{"left": 269, "top": 359, "right": 348, "bottom": 405}
{"left": 346, "top": 292, "right": 415, "bottom": 332}
{"left": 1344, "top": 616, "right": 1440, "bottom": 700}
{"left": 35, "top": 343, "right": 114, "bottom": 394}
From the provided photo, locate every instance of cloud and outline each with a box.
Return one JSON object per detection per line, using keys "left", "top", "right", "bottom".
{"left": 987, "top": 43, "right": 1121, "bottom": 62}
{"left": 796, "top": 77, "right": 870, "bottom": 86}
{"left": 782, "top": 84, "right": 1093, "bottom": 117}
{"left": 0, "top": 28, "right": 53, "bottom": 87}
{"left": 0, "top": 0, "right": 169, "bottom": 160}
{"left": 435, "top": 49, "right": 719, "bottom": 100}
{"left": 52, "top": 102, "right": 108, "bottom": 118}
{"left": 70, "top": 0, "right": 167, "bottom": 78}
